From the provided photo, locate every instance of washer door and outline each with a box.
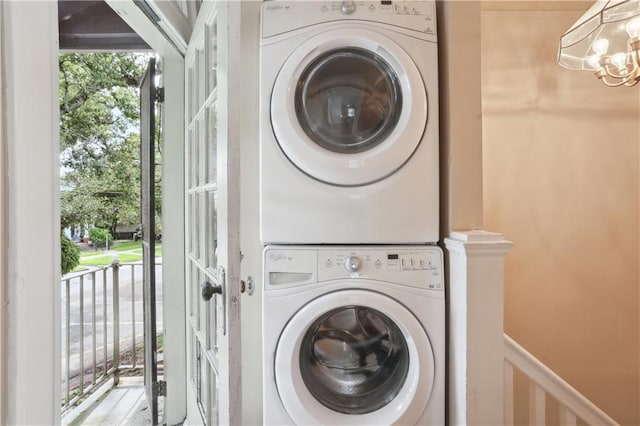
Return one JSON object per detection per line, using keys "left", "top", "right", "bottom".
{"left": 274, "top": 289, "right": 435, "bottom": 425}
{"left": 271, "top": 28, "right": 428, "bottom": 186}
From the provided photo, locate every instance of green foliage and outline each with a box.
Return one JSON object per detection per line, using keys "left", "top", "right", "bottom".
{"left": 89, "top": 227, "right": 112, "bottom": 248}
{"left": 61, "top": 133, "right": 142, "bottom": 236}
{"left": 61, "top": 234, "right": 80, "bottom": 275}
{"left": 59, "top": 53, "right": 162, "bottom": 236}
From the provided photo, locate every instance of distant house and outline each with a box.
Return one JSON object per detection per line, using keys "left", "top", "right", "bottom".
{"left": 113, "top": 224, "right": 138, "bottom": 240}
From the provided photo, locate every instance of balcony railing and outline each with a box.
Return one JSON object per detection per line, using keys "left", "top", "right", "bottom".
{"left": 61, "top": 260, "right": 162, "bottom": 414}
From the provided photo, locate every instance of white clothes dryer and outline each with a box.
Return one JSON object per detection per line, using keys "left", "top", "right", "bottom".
{"left": 263, "top": 245, "right": 445, "bottom": 425}
{"left": 259, "top": 1, "right": 440, "bottom": 244}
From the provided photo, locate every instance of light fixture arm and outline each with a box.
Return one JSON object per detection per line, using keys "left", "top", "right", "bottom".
{"left": 595, "top": 72, "right": 640, "bottom": 87}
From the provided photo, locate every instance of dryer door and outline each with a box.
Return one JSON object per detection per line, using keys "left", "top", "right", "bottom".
{"left": 274, "top": 289, "right": 435, "bottom": 425}
{"left": 271, "top": 28, "right": 428, "bottom": 186}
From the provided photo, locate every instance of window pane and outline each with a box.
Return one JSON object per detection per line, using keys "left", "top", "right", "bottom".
{"left": 197, "top": 46, "right": 206, "bottom": 107}
{"left": 189, "top": 328, "right": 197, "bottom": 386}
{"left": 188, "top": 66, "right": 195, "bottom": 121}
{"left": 208, "top": 364, "right": 220, "bottom": 425}
{"left": 206, "top": 105, "right": 218, "bottom": 184}
{"left": 198, "top": 192, "right": 206, "bottom": 261}
{"left": 190, "top": 261, "right": 197, "bottom": 318}
{"left": 205, "top": 190, "right": 218, "bottom": 270}
{"left": 189, "top": 194, "right": 196, "bottom": 255}
{"left": 207, "top": 22, "right": 218, "bottom": 94}
{"left": 192, "top": 263, "right": 201, "bottom": 329}
{"left": 196, "top": 116, "right": 205, "bottom": 187}
{"left": 208, "top": 283, "right": 218, "bottom": 352}
{"left": 199, "top": 274, "right": 208, "bottom": 339}
{"left": 189, "top": 127, "right": 197, "bottom": 187}
{"left": 196, "top": 341, "right": 206, "bottom": 416}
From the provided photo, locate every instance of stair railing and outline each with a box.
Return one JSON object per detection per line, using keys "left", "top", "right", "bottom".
{"left": 504, "top": 334, "right": 618, "bottom": 426}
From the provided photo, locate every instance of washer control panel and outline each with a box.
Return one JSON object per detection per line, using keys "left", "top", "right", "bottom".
{"left": 317, "top": 246, "right": 443, "bottom": 291}
{"left": 321, "top": 0, "right": 432, "bottom": 16}
{"left": 262, "top": 1, "right": 437, "bottom": 38}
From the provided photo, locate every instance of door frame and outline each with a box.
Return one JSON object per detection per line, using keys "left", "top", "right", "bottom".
{"left": 102, "top": 3, "right": 191, "bottom": 424}
{"left": 0, "top": 1, "right": 189, "bottom": 424}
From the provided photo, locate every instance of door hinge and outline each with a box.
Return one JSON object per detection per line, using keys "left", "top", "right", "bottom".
{"left": 246, "top": 276, "right": 255, "bottom": 296}
{"left": 153, "top": 380, "right": 167, "bottom": 397}
{"left": 154, "top": 87, "right": 165, "bottom": 103}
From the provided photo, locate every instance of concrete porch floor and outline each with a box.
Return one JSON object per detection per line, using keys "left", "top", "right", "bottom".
{"left": 63, "top": 377, "right": 152, "bottom": 426}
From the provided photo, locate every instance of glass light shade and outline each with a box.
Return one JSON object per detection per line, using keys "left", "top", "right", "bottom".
{"left": 626, "top": 16, "right": 640, "bottom": 37}
{"left": 610, "top": 51, "right": 628, "bottom": 67}
{"left": 558, "top": 0, "right": 640, "bottom": 71}
{"left": 592, "top": 37, "right": 610, "bottom": 53}
{"left": 588, "top": 53, "right": 604, "bottom": 69}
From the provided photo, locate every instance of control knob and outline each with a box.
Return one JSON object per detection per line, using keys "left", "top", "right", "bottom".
{"left": 344, "top": 256, "right": 362, "bottom": 272}
{"left": 341, "top": 1, "right": 356, "bottom": 14}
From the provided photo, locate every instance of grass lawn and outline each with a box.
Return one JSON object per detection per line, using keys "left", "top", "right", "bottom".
{"left": 80, "top": 253, "right": 141, "bottom": 266}
{"left": 78, "top": 240, "right": 163, "bottom": 267}
{"left": 111, "top": 240, "right": 142, "bottom": 252}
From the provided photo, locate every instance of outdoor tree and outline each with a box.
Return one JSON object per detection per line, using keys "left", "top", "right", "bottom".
{"left": 60, "top": 234, "right": 80, "bottom": 275}
{"left": 59, "top": 53, "right": 161, "bottom": 239}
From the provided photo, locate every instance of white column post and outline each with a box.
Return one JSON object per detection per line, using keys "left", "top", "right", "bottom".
{"left": 445, "top": 231, "right": 513, "bottom": 425}
{"left": 0, "top": 3, "right": 5, "bottom": 423}
{"left": 1, "top": 2, "right": 60, "bottom": 424}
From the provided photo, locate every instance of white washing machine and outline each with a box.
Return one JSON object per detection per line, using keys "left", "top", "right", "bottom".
{"left": 259, "top": 1, "right": 439, "bottom": 244}
{"left": 263, "top": 245, "right": 445, "bottom": 425}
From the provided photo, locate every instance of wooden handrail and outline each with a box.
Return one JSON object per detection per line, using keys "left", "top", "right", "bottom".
{"left": 504, "top": 334, "right": 619, "bottom": 426}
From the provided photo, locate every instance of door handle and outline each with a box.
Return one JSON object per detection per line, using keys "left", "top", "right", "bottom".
{"left": 201, "top": 281, "right": 222, "bottom": 301}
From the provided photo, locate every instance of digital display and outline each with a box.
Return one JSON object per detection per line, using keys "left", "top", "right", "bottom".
{"left": 381, "top": 0, "right": 392, "bottom": 4}
{"left": 387, "top": 254, "right": 398, "bottom": 259}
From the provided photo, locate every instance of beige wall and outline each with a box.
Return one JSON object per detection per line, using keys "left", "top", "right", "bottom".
{"left": 481, "top": 3, "right": 640, "bottom": 425}
{"left": 438, "top": 1, "right": 484, "bottom": 236}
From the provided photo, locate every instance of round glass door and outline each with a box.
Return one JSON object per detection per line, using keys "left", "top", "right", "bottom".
{"left": 295, "top": 48, "right": 402, "bottom": 154}
{"left": 299, "top": 306, "right": 409, "bottom": 414}
{"left": 270, "top": 28, "right": 428, "bottom": 186}
{"left": 274, "top": 289, "right": 435, "bottom": 425}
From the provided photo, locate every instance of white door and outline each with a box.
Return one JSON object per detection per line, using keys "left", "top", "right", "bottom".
{"left": 184, "top": 2, "right": 242, "bottom": 424}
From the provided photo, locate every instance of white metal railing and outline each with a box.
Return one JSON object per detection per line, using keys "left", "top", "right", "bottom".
{"left": 504, "top": 334, "right": 619, "bottom": 426}
{"left": 60, "top": 260, "right": 155, "bottom": 413}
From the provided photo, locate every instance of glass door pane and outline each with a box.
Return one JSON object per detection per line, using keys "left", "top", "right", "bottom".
{"left": 299, "top": 306, "right": 409, "bottom": 414}
{"left": 295, "top": 48, "right": 402, "bottom": 153}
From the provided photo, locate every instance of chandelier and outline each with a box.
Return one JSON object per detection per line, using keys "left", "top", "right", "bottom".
{"left": 558, "top": 0, "right": 640, "bottom": 87}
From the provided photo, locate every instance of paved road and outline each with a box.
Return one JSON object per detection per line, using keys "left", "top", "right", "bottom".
{"left": 61, "top": 261, "right": 164, "bottom": 387}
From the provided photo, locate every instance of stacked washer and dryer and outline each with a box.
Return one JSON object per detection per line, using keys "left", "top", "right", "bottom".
{"left": 259, "top": 1, "right": 444, "bottom": 424}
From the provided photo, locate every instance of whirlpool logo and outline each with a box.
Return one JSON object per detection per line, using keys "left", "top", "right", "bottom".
{"left": 268, "top": 253, "right": 292, "bottom": 262}
{"left": 265, "top": 4, "right": 291, "bottom": 11}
